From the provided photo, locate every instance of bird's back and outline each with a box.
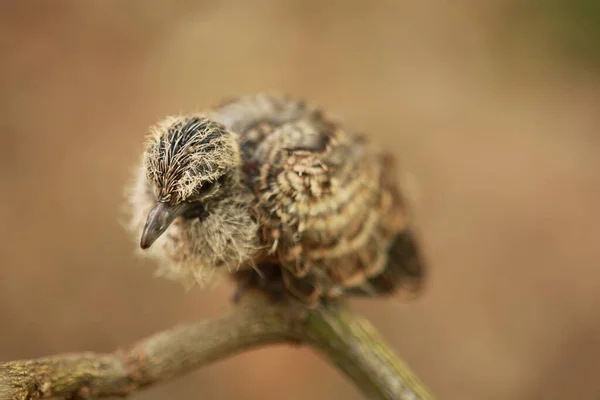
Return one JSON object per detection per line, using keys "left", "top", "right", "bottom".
{"left": 208, "top": 93, "right": 425, "bottom": 301}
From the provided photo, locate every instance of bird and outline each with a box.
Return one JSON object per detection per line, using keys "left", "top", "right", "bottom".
{"left": 126, "top": 93, "right": 426, "bottom": 305}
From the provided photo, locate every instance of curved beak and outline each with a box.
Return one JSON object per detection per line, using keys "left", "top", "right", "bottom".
{"left": 140, "top": 202, "right": 184, "bottom": 250}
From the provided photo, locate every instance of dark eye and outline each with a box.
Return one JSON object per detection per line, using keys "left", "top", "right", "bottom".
{"left": 198, "top": 180, "right": 216, "bottom": 194}
{"left": 196, "top": 175, "right": 227, "bottom": 196}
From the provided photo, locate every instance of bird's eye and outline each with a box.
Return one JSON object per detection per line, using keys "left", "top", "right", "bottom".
{"left": 198, "top": 180, "right": 216, "bottom": 194}
{"left": 192, "top": 175, "right": 228, "bottom": 199}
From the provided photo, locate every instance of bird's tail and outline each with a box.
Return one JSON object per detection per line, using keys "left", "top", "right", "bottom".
{"left": 343, "top": 228, "right": 427, "bottom": 300}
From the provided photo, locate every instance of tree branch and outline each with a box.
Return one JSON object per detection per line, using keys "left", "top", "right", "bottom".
{"left": 0, "top": 293, "right": 435, "bottom": 400}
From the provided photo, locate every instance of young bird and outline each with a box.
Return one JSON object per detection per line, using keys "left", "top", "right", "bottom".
{"left": 127, "top": 93, "right": 426, "bottom": 304}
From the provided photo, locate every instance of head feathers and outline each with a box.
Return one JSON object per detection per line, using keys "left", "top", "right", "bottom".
{"left": 143, "top": 115, "right": 241, "bottom": 203}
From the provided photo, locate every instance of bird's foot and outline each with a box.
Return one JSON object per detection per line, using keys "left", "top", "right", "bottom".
{"left": 230, "top": 264, "right": 287, "bottom": 304}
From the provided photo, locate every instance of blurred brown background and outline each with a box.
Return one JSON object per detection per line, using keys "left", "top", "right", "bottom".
{"left": 1, "top": 1, "right": 599, "bottom": 399}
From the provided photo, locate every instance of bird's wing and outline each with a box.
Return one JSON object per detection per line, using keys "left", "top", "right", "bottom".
{"left": 248, "top": 112, "right": 425, "bottom": 300}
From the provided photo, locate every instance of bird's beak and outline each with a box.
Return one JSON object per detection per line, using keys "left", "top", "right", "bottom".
{"left": 140, "top": 202, "right": 184, "bottom": 250}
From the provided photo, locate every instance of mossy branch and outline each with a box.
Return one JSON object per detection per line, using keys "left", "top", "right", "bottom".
{"left": 0, "top": 293, "right": 435, "bottom": 400}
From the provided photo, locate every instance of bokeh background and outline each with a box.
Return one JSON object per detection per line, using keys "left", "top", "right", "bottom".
{"left": 1, "top": 1, "right": 599, "bottom": 399}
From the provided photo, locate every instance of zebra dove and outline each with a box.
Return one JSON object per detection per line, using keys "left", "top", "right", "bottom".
{"left": 127, "top": 93, "right": 426, "bottom": 304}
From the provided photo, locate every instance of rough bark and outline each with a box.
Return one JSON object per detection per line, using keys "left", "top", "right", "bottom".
{"left": 0, "top": 293, "right": 435, "bottom": 400}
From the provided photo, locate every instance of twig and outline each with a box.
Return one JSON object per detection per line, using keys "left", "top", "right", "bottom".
{"left": 0, "top": 293, "right": 435, "bottom": 400}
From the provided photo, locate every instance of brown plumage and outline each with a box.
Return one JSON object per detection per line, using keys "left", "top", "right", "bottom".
{"left": 126, "top": 93, "right": 426, "bottom": 304}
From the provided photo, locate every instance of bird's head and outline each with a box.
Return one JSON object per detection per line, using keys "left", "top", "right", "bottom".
{"left": 139, "top": 115, "right": 241, "bottom": 250}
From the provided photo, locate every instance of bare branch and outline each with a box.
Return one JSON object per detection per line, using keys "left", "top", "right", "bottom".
{"left": 0, "top": 293, "right": 435, "bottom": 400}
{"left": 304, "top": 303, "right": 434, "bottom": 400}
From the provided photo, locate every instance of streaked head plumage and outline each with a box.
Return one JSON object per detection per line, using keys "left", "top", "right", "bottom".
{"left": 143, "top": 115, "right": 241, "bottom": 205}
